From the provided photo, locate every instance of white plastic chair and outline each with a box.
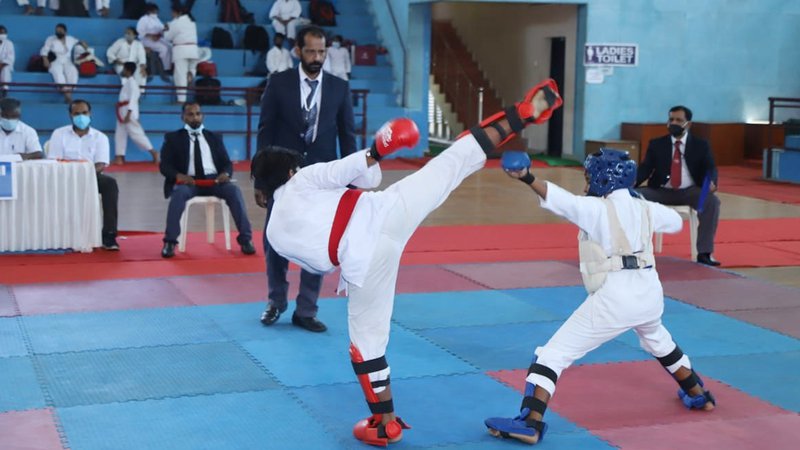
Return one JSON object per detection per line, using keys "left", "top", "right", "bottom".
{"left": 654, "top": 205, "right": 698, "bottom": 260}
{"left": 177, "top": 197, "right": 231, "bottom": 252}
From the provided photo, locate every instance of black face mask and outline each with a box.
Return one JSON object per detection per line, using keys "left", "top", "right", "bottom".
{"left": 55, "top": 32, "right": 66, "bottom": 39}
{"left": 668, "top": 124, "right": 685, "bottom": 137}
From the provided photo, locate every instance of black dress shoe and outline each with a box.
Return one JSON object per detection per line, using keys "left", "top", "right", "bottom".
{"left": 240, "top": 240, "right": 256, "bottom": 255}
{"left": 697, "top": 253, "right": 721, "bottom": 266}
{"left": 161, "top": 242, "right": 176, "bottom": 258}
{"left": 260, "top": 306, "right": 284, "bottom": 326}
{"left": 291, "top": 314, "right": 327, "bottom": 332}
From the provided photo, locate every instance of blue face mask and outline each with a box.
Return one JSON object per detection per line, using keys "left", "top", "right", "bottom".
{"left": 0, "top": 118, "right": 19, "bottom": 132}
{"left": 72, "top": 114, "right": 91, "bottom": 130}
{"left": 184, "top": 123, "right": 204, "bottom": 133}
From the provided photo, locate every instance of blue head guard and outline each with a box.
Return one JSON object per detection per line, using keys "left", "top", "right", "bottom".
{"left": 584, "top": 148, "right": 637, "bottom": 197}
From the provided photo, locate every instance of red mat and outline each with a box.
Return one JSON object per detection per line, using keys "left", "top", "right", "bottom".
{"left": 718, "top": 165, "right": 800, "bottom": 205}
{"left": 443, "top": 261, "right": 582, "bottom": 289}
{"left": 0, "top": 408, "right": 64, "bottom": 450}
{"left": 662, "top": 278, "right": 800, "bottom": 312}
{"left": 725, "top": 307, "right": 800, "bottom": 340}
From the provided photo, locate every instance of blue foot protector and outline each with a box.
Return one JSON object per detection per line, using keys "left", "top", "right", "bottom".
{"left": 677, "top": 371, "right": 716, "bottom": 410}
{"left": 484, "top": 412, "right": 547, "bottom": 445}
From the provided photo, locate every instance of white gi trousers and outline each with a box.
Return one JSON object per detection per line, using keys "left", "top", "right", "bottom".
{"left": 272, "top": 19, "right": 299, "bottom": 42}
{"left": 142, "top": 38, "right": 171, "bottom": 69}
{"left": 173, "top": 46, "right": 198, "bottom": 103}
{"left": 115, "top": 119, "right": 153, "bottom": 156}
{"left": 346, "top": 135, "right": 486, "bottom": 387}
{"left": 49, "top": 61, "right": 78, "bottom": 91}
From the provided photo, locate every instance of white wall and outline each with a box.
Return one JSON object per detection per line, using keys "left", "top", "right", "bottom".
{"left": 432, "top": 2, "right": 578, "bottom": 155}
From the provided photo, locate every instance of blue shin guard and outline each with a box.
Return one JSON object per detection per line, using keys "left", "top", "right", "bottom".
{"left": 485, "top": 362, "right": 555, "bottom": 445}
{"left": 677, "top": 371, "right": 716, "bottom": 410}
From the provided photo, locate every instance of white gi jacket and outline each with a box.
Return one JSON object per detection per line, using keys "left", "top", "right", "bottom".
{"left": 269, "top": 0, "right": 301, "bottom": 20}
{"left": 40, "top": 35, "right": 79, "bottom": 64}
{"left": 106, "top": 38, "right": 146, "bottom": 67}
{"left": 0, "top": 38, "right": 15, "bottom": 70}
{"left": 164, "top": 15, "right": 198, "bottom": 60}
{"left": 118, "top": 77, "right": 141, "bottom": 121}
{"left": 540, "top": 183, "right": 682, "bottom": 327}
{"left": 136, "top": 14, "right": 165, "bottom": 39}
{"left": 266, "top": 46, "right": 293, "bottom": 74}
{"left": 266, "top": 150, "right": 400, "bottom": 288}
{"left": 326, "top": 46, "right": 351, "bottom": 80}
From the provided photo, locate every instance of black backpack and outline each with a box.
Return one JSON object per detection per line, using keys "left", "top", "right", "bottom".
{"left": 211, "top": 27, "right": 234, "bottom": 49}
{"left": 219, "top": 0, "right": 254, "bottom": 24}
{"left": 194, "top": 77, "right": 222, "bottom": 105}
{"left": 243, "top": 25, "right": 269, "bottom": 53}
{"left": 310, "top": 0, "right": 337, "bottom": 27}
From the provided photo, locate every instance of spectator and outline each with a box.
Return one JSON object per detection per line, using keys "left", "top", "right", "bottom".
{"left": 164, "top": 4, "right": 198, "bottom": 104}
{"left": 40, "top": 23, "right": 87, "bottom": 103}
{"left": 0, "top": 98, "right": 43, "bottom": 160}
{"left": 18, "top": 0, "right": 46, "bottom": 16}
{"left": 137, "top": 3, "right": 171, "bottom": 77}
{"left": 326, "top": 35, "right": 350, "bottom": 81}
{"left": 269, "top": 0, "right": 302, "bottom": 46}
{"left": 114, "top": 62, "right": 157, "bottom": 165}
{"left": 158, "top": 102, "right": 256, "bottom": 258}
{"left": 48, "top": 100, "right": 119, "bottom": 250}
{"left": 107, "top": 27, "right": 148, "bottom": 88}
{"left": 266, "top": 33, "right": 293, "bottom": 75}
{"left": 95, "top": 0, "right": 110, "bottom": 17}
{"left": 0, "top": 26, "right": 14, "bottom": 98}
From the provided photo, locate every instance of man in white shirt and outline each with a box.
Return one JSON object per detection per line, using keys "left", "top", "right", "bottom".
{"left": 107, "top": 27, "right": 148, "bottom": 88}
{"left": 326, "top": 35, "right": 351, "bottom": 81}
{"left": 158, "top": 102, "right": 255, "bottom": 258}
{"left": 266, "top": 33, "right": 293, "bottom": 75}
{"left": 164, "top": 5, "right": 198, "bottom": 104}
{"left": 0, "top": 98, "right": 42, "bottom": 160}
{"left": 0, "top": 26, "right": 15, "bottom": 98}
{"left": 137, "top": 4, "right": 171, "bottom": 74}
{"left": 269, "top": 0, "right": 302, "bottom": 45}
{"left": 40, "top": 23, "right": 87, "bottom": 103}
{"left": 114, "top": 63, "right": 157, "bottom": 165}
{"left": 48, "top": 99, "right": 119, "bottom": 250}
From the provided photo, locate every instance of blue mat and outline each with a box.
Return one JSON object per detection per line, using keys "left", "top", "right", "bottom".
{"left": 58, "top": 390, "right": 343, "bottom": 450}
{"left": 23, "top": 307, "right": 229, "bottom": 354}
{"left": 37, "top": 342, "right": 278, "bottom": 407}
{"left": 695, "top": 351, "right": 800, "bottom": 413}
{"left": 614, "top": 309, "right": 800, "bottom": 358}
{"left": 0, "top": 356, "right": 46, "bottom": 412}
{"left": 420, "top": 322, "right": 651, "bottom": 371}
{"left": 0, "top": 317, "right": 27, "bottom": 358}
{"left": 392, "top": 290, "right": 562, "bottom": 330}
{"left": 243, "top": 324, "right": 476, "bottom": 388}
{"left": 293, "top": 373, "right": 611, "bottom": 449}
{"left": 663, "top": 297, "right": 706, "bottom": 316}
{"left": 501, "top": 287, "right": 588, "bottom": 320}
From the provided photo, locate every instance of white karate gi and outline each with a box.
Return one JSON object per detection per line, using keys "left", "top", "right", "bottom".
{"left": 40, "top": 35, "right": 79, "bottom": 90}
{"left": 16, "top": 0, "right": 47, "bottom": 8}
{"left": 326, "top": 45, "right": 351, "bottom": 80}
{"left": 136, "top": 13, "right": 171, "bottom": 69}
{"left": 267, "top": 135, "right": 486, "bottom": 387}
{"left": 266, "top": 46, "right": 293, "bottom": 74}
{"left": 115, "top": 76, "right": 153, "bottom": 156}
{"left": 0, "top": 37, "right": 14, "bottom": 90}
{"left": 107, "top": 38, "right": 147, "bottom": 87}
{"left": 164, "top": 14, "right": 198, "bottom": 103}
{"left": 269, "top": 0, "right": 302, "bottom": 41}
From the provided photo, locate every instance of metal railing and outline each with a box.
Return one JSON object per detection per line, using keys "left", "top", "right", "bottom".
{"left": 766, "top": 97, "right": 800, "bottom": 178}
{"left": 386, "top": 0, "right": 407, "bottom": 106}
{"left": 431, "top": 23, "right": 485, "bottom": 128}
{"left": 3, "top": 81, "right": 370, "bottom": 159}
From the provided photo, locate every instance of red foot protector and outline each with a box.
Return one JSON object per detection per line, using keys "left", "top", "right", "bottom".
{"left": 353, "top": 415, "right": 410, "bottom": 447}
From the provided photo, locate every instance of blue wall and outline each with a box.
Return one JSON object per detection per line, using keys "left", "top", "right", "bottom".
{"left": 379, "top": 0, "right": 800, "bottom": 158}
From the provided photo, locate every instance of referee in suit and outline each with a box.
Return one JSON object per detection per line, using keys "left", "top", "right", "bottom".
{"left": 255, "top": 25, "right": 357, "bottom": 332}
{"left": 635, "top": 105, "right": 721, "bottom": 266}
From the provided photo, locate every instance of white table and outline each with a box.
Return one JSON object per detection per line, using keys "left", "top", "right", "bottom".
{"left": 0, "top": 160, "right": 102, "bottom": 252}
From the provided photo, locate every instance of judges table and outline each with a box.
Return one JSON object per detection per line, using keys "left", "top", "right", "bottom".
{"left": 0, "top": 160, "right": 102, "bottom": 253}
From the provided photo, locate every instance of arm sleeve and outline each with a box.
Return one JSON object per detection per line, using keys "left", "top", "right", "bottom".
{"left": 256, "top": 76, "right": 279, "bottom": 153}
{"left": 344, "top": 49, "right": 351, "bottom": 73}
{"left": 129, "top": 83, "right": 141, "bottom": 117}
{"left": 159, "top": 135, "right": 179, "bottom": 179}
{"left": 135, "top": 19, "right": 147, "bottom": 37}
{"left": 290, "top": 0, "right": 302, "bottom": 17}
{"left": 538, "top": 181, "right": 607, "bottom": 232}
{"left": 106, "top": 40, "right": 118, "bottom": 63}
{"left": 636, "top": 140, "right": 655, "bottom": 186}
{"left": 47, "top": 130, "right": 63, "bottom": 159}
{"left": 337, "top": 82, "right": 358, "bottom": 156}
{"left": 25, "top": 127, "right": 43, "bottom": 153}
{"left": 269, "top": 1, "right": 280, "bottom": 19}
{"left": 216, "top": 135, "right": 234, "bottom": 176}
{"left": 94, "top": 133, "right": 110, "bottom": 165}
{"left": 40, "top": 37, "right": 52, "bottom": 56}
{"left": 266, "top": 49, "right": 278, "bottom": 73}
{"left": 648, "top": 201, "right": 683, "bottom": 234}
{"left": 297, "top": 150, "right": 377, "bottom": 189}
{"left": 136, "top": 42, "right": 147, "bottom": 65}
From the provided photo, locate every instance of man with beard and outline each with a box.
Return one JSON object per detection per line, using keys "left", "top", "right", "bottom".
{"left": 255, "top": 25, "right": 357, "bottom": 333}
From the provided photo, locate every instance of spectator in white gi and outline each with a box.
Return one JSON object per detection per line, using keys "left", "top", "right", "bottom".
{"left": 95, "top": 0, "right": 110, "bottom": 17}
{"left": 0, "top": 98, "right": 42, "bottom": 160}
{"left": 0, "top": 26, "right": 14, "bottom": 98}
{"left": 269, "top": 0, "right": 302, "bottom": 46}
{"left": 266, "top": 33, "right": 293, "bottom": 75}
{"left": 17, "top": 0, "right": 46, "bottom": 16}
{"left": 40, "top": 23, "right": 87, "bottom": 104}
{"left": 114, "top": 62, "right": 157, "bottom": 165}
{"left": 108, "top": 27, "right": 148, "bottom": 88}
{"left": 326, "top": 35, "right": 351, "bottom": 81}
{"left": 137, "top": 3, "right": 171, "bottom": 73}
{"left": 164, "top": 4, "right": 198, "bottom": 104}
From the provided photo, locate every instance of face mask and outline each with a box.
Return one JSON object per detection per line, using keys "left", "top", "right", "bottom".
{"left": 184, "top": 123, "right": 204, "bottom": 133}
{"left": 72, "top": 114, "right": 91, "bottom": 130}
{"left": 125, "top": 34, "right": 136, "bottom": 42}
{"left": 332, "top": 42, "right": 341, "bottom": 48}
{"left": 0, "top": 118, "right": 18, "bottom": 132}
{"left": 55, "top": 32, "right": 66, "bottom": 39}
{"left": 668, "top": 123, "right": 685, "bottom": 138}
{"left": 0, "top": 34, "right": 7, "bottom": 41}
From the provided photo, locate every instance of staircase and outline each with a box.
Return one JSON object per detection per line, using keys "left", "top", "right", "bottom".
{"left": 431, "top": 21, "right": 524, "bottom": 149}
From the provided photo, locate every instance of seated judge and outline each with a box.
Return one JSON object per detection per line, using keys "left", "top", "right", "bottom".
{"left": 0, "top": 98, "right": 43, "bottom": 160}
{"left": 159, "top": 101, "right": 256, "bottom": 258}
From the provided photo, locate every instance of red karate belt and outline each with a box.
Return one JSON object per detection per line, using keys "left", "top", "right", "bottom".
{"left": 328, "top": 189, "right": 363, "bottom": 266}
{"left": 115, "top": 101, "right": 129, "bottom": 123}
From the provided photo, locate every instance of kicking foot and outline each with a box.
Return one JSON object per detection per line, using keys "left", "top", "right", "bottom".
{"left": 519, "top": 79, "right": 563, "bottom": 125}
{"left": 485, "top": 415, "right": 546, "bottom": 445}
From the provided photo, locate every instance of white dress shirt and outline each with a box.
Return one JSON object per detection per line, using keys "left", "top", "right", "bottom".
{"left": 266, "top": 46, "right": 293, "bottom": 74}
{"left": 136, "top": 14, "right": 165, "bottom": 38}
{"left": 0, "top": 38, "right": 15, "bottom": 68}
{"left": 186, "top": 131, "right": 218, "bottom": 177}
{"left": 118, "top": 76, "right": 141, "bottom": 120}
{"left": 326, "top": 45, "right": 351, "bottom": 80}
{"left": 40, "top": 35, "right": 79, "bottom": 64}
{"left": 106, "top": 38, "right": 146, "bottom": 67}
{"left": 269, "top": 0, "right": 302, "bottom": 20}
{"left": 0, "top": 121, "right": 41, "bottom": 156}
{"left": 298, "top": 67, "right": 323, "bottom": 142}
{"left": 267, "top": 150, "right": 396, "bottom": 288}
{"left": 540, "top": 183, "right": 682, "bottom": 327}
{"left": 48, "top": 125, "right": 110, "bottom": 165}
{"left": 663, "top": 133, "right": 694, "bottom": 189}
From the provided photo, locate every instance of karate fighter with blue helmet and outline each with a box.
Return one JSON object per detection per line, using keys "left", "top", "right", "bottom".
{"left": 485, "top": 148, "right": 716, "bottom": 445}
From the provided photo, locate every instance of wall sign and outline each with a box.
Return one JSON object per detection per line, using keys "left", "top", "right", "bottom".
{"left": 584, "top": 43, "right": 638, "bottom": 67}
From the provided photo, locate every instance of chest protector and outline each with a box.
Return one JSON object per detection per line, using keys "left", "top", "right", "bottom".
{"left": 578, "top": 198, "right": 655, "bottom": 294}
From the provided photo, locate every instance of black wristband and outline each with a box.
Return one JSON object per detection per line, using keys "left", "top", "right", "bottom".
{"left": 367, "top": 143, "right": 383, "bottom": 161}
{"left": 519, "top": 170, "right": 535, "bottom": 185}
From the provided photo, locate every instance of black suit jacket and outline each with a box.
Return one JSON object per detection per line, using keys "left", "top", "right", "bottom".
{"left": 159, "top": 128, "right": 234, "bottom": 198}
{"left": 636, "top": 134, "right": 718, "bottom": 188}
{"left": 256, "top": 67, "right": 357, "bottom": 166}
